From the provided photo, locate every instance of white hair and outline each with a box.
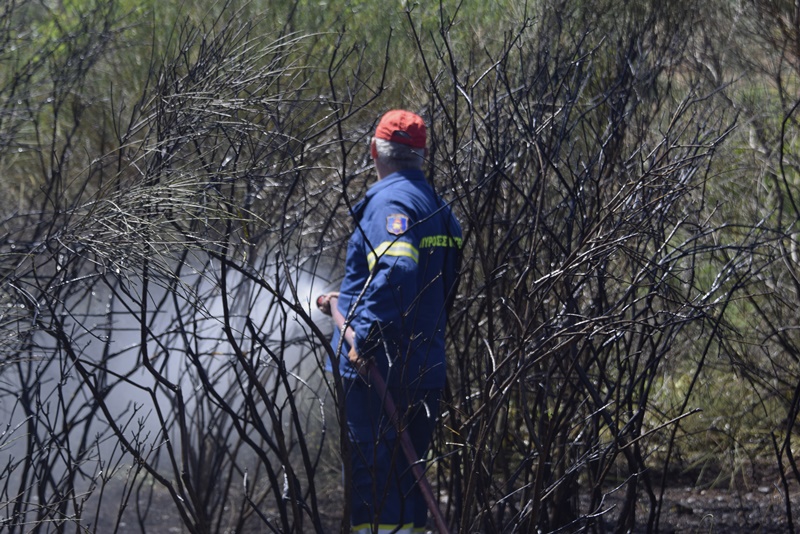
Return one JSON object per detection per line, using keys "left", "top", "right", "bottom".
{"left": 373, "top": 138, "right": 425, "bottom": 170}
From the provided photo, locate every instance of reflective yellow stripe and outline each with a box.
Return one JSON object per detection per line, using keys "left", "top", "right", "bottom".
{"left": 351, "top": 523, "right": 415, "bottom": 534}
{"left": 367, "top": 241, "right": 419, "bottom": 270}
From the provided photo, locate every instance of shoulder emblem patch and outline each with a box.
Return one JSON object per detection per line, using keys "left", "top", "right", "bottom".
{"left": 386, "top": 213, "right": 409, "bottom": 235}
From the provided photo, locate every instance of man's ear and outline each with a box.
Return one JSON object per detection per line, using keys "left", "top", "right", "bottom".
{"left": 370, "top": 138, "right": 378, "bottom": 160}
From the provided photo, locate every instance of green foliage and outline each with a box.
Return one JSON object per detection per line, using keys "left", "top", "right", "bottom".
{"left": 649, "top": 358, "right": 782, "bottom": 487}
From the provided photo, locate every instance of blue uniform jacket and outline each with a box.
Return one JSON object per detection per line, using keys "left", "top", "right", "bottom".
{"left": 332, "top": 168, "right": 462, "bottom": 390}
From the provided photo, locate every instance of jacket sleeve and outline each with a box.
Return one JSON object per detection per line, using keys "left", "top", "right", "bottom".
{"left": 349, "top": 199, "right": 419, "bottom": 359}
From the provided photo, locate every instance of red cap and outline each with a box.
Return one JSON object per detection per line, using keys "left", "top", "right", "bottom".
{"left": 374, "top": 110, "right": 426, "bottom": 149}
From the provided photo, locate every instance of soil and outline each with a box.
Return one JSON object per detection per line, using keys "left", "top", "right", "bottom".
{"left": 612, "top": 462, "right": 800, "bottom": 534}
{"left": 640, "top": 481, "right": 797, "bottom": 534}
{"left": 95, "top": 464, "right": 800, "bottom": 533}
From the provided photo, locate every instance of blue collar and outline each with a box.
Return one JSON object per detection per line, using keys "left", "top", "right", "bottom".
{"left": 351, "top": 168, "right": 427, "bottom": 219}
{"left": 369, "top": 168, "right": 427, "bottom": 192}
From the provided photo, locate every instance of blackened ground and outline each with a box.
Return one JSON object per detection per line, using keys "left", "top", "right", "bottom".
{"left": 90, "top": 463, "right": 800, "bottom": 532}
{"left": 597, "top": 462, "right": 800, "bottom": 534}
{"left": 644, "top": 482, "right": 796, "bottom": 533}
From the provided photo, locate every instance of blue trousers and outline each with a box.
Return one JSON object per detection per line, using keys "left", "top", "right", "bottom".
{"left": 344, "top": 377, "right": 441, "bottom": 533}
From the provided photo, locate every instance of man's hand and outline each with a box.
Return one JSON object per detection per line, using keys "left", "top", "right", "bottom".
{"left": 316, "top": 292, "right": 339, "bottom": 316}
{"left": 318, "top": 291, "right": 365, "bottom": 372}
{"left": 348, "top": 346, "right": 370, "bottom": 375}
